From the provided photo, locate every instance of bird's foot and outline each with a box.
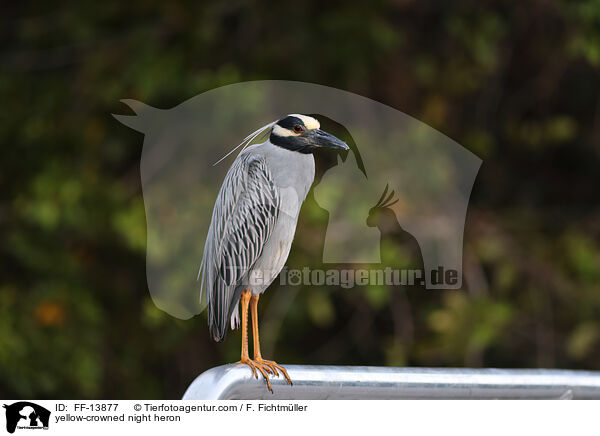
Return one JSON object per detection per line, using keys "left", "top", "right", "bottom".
{"left": 255, "top": 358, "right": 292, "bottom": 386}
{"left": 237, "top": 358, "right": 277, "bottom": 392}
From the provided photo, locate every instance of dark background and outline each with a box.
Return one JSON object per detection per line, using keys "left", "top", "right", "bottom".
{"left": 2, "top": 1, "right": 600, "bottom": 399}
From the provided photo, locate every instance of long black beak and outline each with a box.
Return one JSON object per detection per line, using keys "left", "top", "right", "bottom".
{"left": 310, "top": 129, "right": 349, "bottom": 150}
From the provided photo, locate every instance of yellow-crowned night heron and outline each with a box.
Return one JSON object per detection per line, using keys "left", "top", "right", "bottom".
{"left": 199, "top": 114, "right": 348, "bottom": 391}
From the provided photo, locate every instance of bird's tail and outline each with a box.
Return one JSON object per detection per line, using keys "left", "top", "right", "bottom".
{"left": 208, "top": 285, "right": 243, "bottom": 342}
{"left": 209, "top": 323, "right": 227, "bottom": 342}
{"left": 207, "top": 289, "right": 228, "bottom": 342}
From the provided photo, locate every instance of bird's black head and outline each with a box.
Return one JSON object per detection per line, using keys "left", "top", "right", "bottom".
{"left": 270, "top": 114, "right": 349, "bottom": 154}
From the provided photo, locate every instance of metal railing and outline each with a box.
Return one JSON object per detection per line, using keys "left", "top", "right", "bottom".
{"left": 182, "top": 364, "right": 600, "bottom": 400}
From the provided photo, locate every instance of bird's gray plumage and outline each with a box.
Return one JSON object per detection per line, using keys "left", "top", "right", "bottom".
{"left": 200, "top": 114, "right": 348, "bottom": 343}
{"left": 200, "top": 140, "right": 315, "bottom": 341}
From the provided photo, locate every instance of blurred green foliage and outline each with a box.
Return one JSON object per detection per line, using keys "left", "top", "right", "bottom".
{"left": 1, "top": 0, "right": 600, "bottom": 399}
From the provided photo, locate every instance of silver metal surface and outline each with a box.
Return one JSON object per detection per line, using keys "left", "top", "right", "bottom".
{"left": 182, "top": 364, "right": 600, "bottom": 400}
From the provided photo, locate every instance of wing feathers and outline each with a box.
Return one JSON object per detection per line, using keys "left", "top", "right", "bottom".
{"left": 200, "top": 152, "right": 280, "bottom": 341}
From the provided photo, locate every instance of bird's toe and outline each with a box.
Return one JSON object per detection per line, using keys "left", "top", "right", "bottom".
{"left": 257, "top": 359, "right": 292, "bottom": 385}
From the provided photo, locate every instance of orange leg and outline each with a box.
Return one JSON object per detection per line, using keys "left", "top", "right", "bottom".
{"left": 236, "top": 290, "right": 276, "bottom": 392}
{"left": 251, "top": 294, "right": 292, "bottom": 386}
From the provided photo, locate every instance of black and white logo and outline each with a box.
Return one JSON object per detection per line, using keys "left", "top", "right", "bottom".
{"left": 3, "top": 402, "right": 50, "bottom": 434}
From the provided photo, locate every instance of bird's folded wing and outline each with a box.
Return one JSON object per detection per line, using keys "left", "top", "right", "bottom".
{"left": 200, "top": 153, "right": 280, "bottom": 334}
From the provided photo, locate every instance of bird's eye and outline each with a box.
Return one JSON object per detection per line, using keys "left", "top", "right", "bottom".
{"left": 292, "top": 125, "right": 303, "bottom": 133}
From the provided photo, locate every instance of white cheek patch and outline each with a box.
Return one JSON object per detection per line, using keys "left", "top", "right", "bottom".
{"left": 288, "top": 114, "right": 320, "bottom": 130}
{"left": 272, "top": 124, "right": 295, "bottom": 137}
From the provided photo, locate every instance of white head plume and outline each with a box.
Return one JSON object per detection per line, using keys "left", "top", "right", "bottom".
{"left": 212, "top": 120, "right": 276, "bottom": 166}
